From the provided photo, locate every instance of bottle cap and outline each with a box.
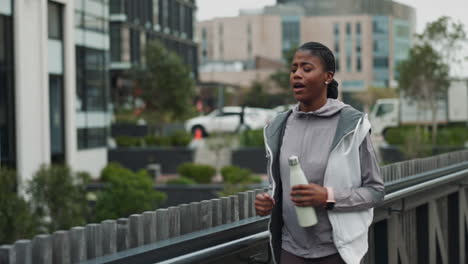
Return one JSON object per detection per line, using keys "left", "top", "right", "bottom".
{"left": 288, "top": 156, "right": 299, "bottom": 166}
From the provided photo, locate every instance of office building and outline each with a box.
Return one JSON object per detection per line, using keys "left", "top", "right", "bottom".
{"left": 0, "top": 0, "right": 110, "bottom": 189}
{"left": 196, "top": 0, "right": 415, "bottom": 106}
{"left": 108, "top": 0, "right": 198, "bottom": 109}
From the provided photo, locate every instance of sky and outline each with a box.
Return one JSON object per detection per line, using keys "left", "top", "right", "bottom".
{"left": 195, "top": 0, "right": 468, "bottom": 34}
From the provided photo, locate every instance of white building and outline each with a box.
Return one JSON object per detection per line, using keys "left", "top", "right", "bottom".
{"left": 0, "top": 0, "right": 110, "bottom": 190}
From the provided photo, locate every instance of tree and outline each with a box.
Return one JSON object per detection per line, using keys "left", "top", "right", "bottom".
{"left": 397, "top": 16, "right": 466, "bottom": 145}
{"left": 27, "top": 165, "right": 90, "bottom": 233}
{"left": 0, "top": 168, "right": 39, "bottom": 244}
{"left": 270, "top": 45, "right": 298, "bottom": 91}
{"left": 417, "top": 16, "right": 467, "bottom": 77}
{"left": 135, "top": 41, "right": 196, "bottom": 129}
{"left": 397, "top": 44, "right": 450, "bottom": 145}
{"left": 353, "top": 86, "right": 398, "bottom": 113}
{"left": 93, "top": 163, "right": 166, "bottom": 222}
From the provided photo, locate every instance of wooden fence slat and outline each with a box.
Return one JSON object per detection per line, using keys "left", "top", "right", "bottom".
{"left": 247, "top": 191, "right": 255, "bottom": 217}
{"left": 32, "top": 234, "right": 52, "bottom": 264}
{"left": 200, "top": 200, "right": 213, "bottom": 229}
{"left": 238, "top": 192, "right": 248, "bottom": 220}
{"left": 229, "top": 195, "right": 239, "bottom": 222}
{"left": 52, "top": 231, "right": 70, "bottom": 264}
{"left": 142, "top": 212, "right": 157, "bottom": 244}
{"left": 69, "top": 227, "right": 86, "bottom": 263}
{"left": 0, "top": 245, "right": 15, "bottom": 264}
{"left": 189, "top": 202, "right": 201, "bottom": 231}
{"left": 221, "top": 197, "right": 231, "bottom": 224}
{"left": 179, "top": 204, "right": 192, "bottom": 235}
{"left": 85, "top": 224, "right": 102, "bottom": 259}
{"left": 14, "top": 240, "right": 31, "bottom": 264}
{"left": 116, "top": 218, "right": 129, "bottom": 252}
{"left": 101, "top": 220, "right": 117, "bottom": 255}
{"left": 129, "top": 214, "right": 144, "bottom": 248}
{"left": 211, "top": 199, "right": 222, "bottom": 227}
{"left": 168, "top": 207, "right": 181, "bottom": 238}
{"left": 156, "top": 209, "right": 169, "bottom": 241}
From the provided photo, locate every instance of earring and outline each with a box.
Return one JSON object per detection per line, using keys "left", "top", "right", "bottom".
{"left": 325, "top": 81, "right": 329, "bottom": 85}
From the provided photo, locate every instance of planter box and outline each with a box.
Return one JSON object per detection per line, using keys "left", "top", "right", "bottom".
{"left": 108, "top": 147, "right": 194, "bottom": 174}
{"left": 232, "top": 147, "right": 267, "bottom": 173}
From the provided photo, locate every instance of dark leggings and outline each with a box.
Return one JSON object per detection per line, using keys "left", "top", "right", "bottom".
{"left": 280, "top": 249, "right": 346, "bottom": 264}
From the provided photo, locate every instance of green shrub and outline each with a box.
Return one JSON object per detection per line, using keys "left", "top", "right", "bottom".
{"left": 27, "top": 165, "right": 90, "bottom": 233}
{"left": 177, "top": 163, "right": 216, "bottom": 184}
{"left": 145, "top": 135, "right": 171, "bottom": 146}
{"left": 169, "top": 131, "right": 192, "bottom": 146}
{"left": 94, "top": 163, "right": 166, "bottom": 222}
{"left": 166, "top": 177, "right": 196, "bottom": 185}
{"left": 218, "top": 165, "right": 263, "bottom": 196}
{"left": 221, "top": 165, "right": 254, "bottom": 184}
{"left": 115, "top": 136, "right": 143, "bottom": 147}
{"left": 239, "top": 129, "right": 264, "bottom": 147}
{"left": 0, "top": 168, "right": 39, "bottom": 244}
{"left": 385, "top": 125, "right": 468, "bottom": 146}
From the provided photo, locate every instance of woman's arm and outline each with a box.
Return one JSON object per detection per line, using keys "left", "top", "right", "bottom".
{"left": 331, "top": 133, "right": 385, "bottom": 212}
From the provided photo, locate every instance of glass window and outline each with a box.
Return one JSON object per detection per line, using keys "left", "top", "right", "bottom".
{"left": 335, "top": 57, "right": 340, "bottom": 72}
{"left": 110, "top": 0, "right": 123, "bottom": 14}
{"left": 374, "top": 57, "right": 389, "bottom": 67}
{"left": 346, "top": 23, "right": 351, "bottom": 35}
{"left": 49, "top": 75, "right": 65, "bottom": 163}
{"left": 334, "top": 23, "right": 339, "bottom": 35}
{"left": 48, "top": 2, "right": 63, "bottom": 39}
{"left": 153, "top": 0, "right": 159, "bottom": 26}
{"left": 357, "top": 57, "right": 362, "bottom": 72}
{"left": 110, "top": 24, "right": 121, "bottom": 62}
{"left": 376, "top": 103, "right": 394, "bottom": 117}
{"left": 346, "top": 56, "right": 351, "bottom": 72}
{"left": 356, "top": 22, "right": 361, "bottom": 34}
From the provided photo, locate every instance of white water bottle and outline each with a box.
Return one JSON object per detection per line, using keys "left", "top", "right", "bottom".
{"left": 289, "top": 155, "right": 318, "bottom": 227}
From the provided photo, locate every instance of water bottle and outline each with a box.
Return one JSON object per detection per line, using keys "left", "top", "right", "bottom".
{"left": 289, "top": 155, "right": 318, "bottom": 227}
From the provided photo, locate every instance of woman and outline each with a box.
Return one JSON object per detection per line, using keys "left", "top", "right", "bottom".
{"left": 255, "top": 42, "right": 385, "bottom": 264}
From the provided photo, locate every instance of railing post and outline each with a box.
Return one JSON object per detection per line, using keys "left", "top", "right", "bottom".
{"left": 200, "top": 200, "right": 213, "bottom": 229}
{"left": 179, "top": 204, "right": 192, "bottom": 234}
{"left": 85, "top": 223, "right": 103, "bottom": 259}
{"left": 14, "top": 240, "right": 31, "bottom": 264}
{"left": 116, "top": 218, "right": 129, "bottom": 252}
{"left": 129, "top": 214, "right": 144, "bottom": 248}
{"left": 101, "top": 220, "right": 117, "bottom": 255}
{"left": 168, "top": 207, "right": 181, "bottom": 238}
{"left": 142, "top": 212, "right": 157, "bottom": 244}
{"left": 211, "top": 199, "right": 222, "bottom": 227}
{"left": 156, "top": 209, "right": 169, "bottom": 241}
{"left": 52, "top": 231, "right": 70, "bottom": 264}
{"left": 32, "top": 234, "right": 52, "bottom": 264}
{"left": 238, "top": 192, "right": 249, "bottom": 220}
{"left": 0, "top": 245, "right": 15, "bottom": 264}
{"left": 70, "top": 227, "right": 87, "bottom": 263}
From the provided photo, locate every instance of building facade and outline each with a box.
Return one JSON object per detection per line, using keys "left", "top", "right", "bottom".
{"left": 197, "top": 0, "right": 415, "bottom": 107}
{"left": 108, "top": 0, "right": 198, "bottom": 109}
{"left": 1, "top": 0, "right": 110, "bottom": 190}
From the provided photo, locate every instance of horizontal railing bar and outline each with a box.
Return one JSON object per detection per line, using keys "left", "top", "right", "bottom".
{"left": 383, "top": 167, "right": 468, "bottom": 203}
{"left": 158, "top": 231, "right": 270, "bottom": 264}
{"left": 384, "top": 161, "right": 468, "bottom": 194}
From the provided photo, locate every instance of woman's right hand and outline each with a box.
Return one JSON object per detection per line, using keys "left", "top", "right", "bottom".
{"left": 255, "top": 193, "right": 275, "bottom": 216}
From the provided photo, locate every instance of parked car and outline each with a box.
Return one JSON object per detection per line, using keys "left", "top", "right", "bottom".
{"left": 185, "top": 106, "right": 277, "bottom": 136}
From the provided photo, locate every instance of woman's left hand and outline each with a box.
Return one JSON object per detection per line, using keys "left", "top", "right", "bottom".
{"left": 291, "top": 184, "right": 327, "bottom": 207}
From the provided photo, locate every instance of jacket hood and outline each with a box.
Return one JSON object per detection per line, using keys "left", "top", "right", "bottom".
{"left": 292, "top": 99, "right": 348, "bottom": 118}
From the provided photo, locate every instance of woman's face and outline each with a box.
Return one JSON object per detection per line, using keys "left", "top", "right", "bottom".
{"left": 290, "top": 50, "right": 333, "bottom": 104}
